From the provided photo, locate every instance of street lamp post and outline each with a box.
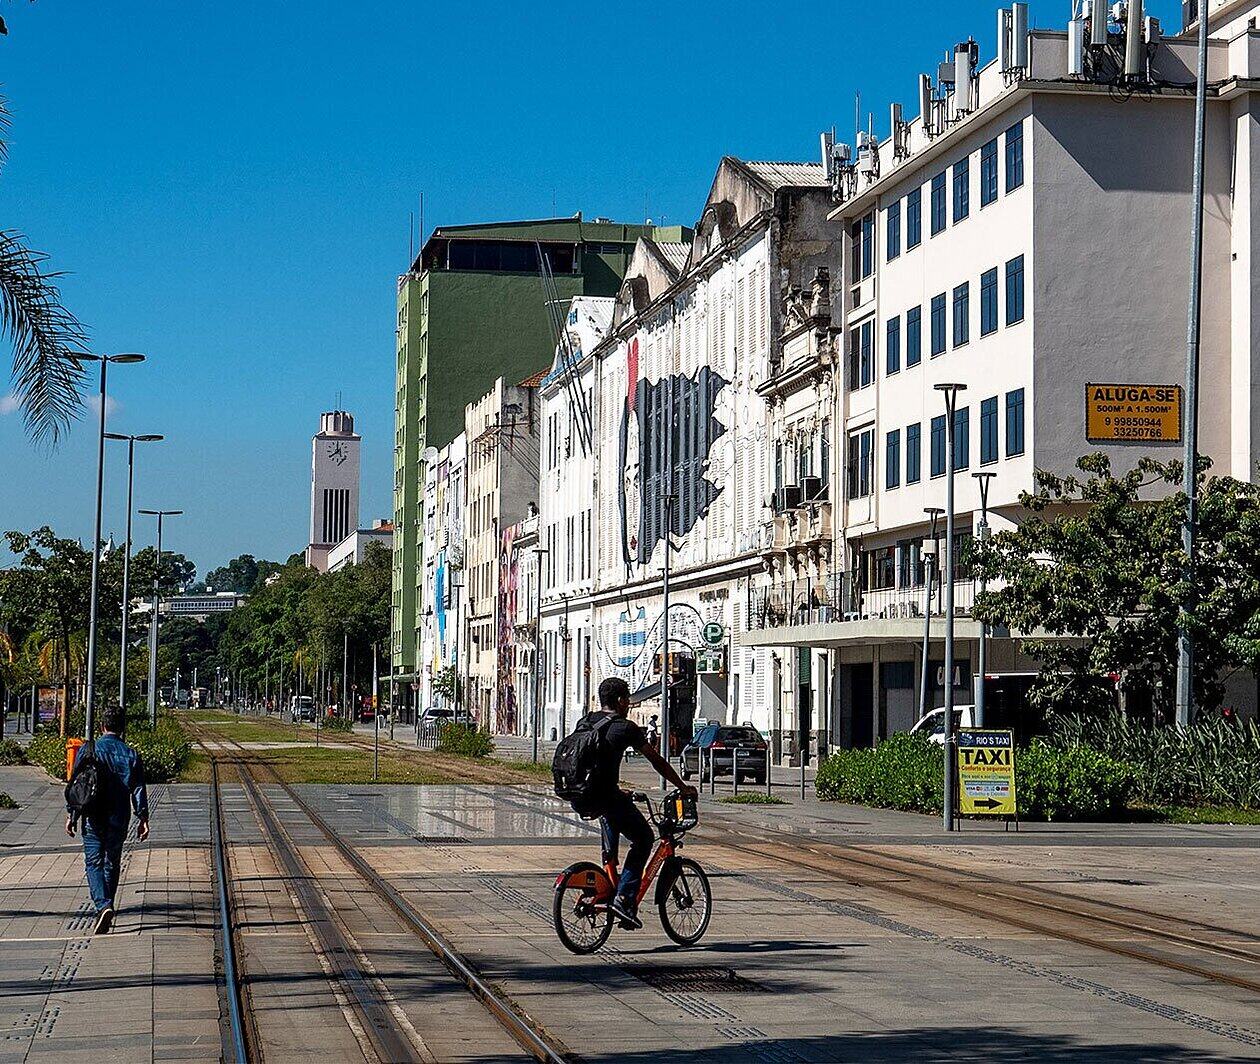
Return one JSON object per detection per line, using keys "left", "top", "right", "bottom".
{"left": 935, "top": 382, "right": 967, "bottom": 833}
{"left": 140, "top": 509, "right": 182, "bottom": 726}
{"left": 80, "top": 353, "right": 146, "bottom": 739}
{"left": 105, "top": 432, "right": 164, "bottom": 723}
{"left": 918, "top": 507, "right": 944, "bottom": 723}
{"left": 972, "top": 471, "right": 995, "bottom": 728}
{"left": 531, "top": 546, "right": 549, "bottom": 762}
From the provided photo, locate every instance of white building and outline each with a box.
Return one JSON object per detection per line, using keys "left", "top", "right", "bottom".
{"left": 306, "top": 410, "right": 361, "bottom": 572}
{"left": 743, "top": 0, "right": 1260, "bottom": 741}
{"left": 417, "top": 434, "right": 465, "bottom": 721}
{"left": 327, "top": 519, "right": 393, "bottom": 573}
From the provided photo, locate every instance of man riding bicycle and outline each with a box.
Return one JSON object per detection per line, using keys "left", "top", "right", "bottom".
{"left": 582, "top": 677, "right": 695, "bottom": 929}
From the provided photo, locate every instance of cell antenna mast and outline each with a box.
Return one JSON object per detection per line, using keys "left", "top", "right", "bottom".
{"left": 535, "top": 241, "right": 593, "bottom": 455}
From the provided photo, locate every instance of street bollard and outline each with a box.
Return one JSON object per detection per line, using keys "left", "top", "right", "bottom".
{"left": 801, "top": 756, "right": 807, "bottom": 801}
{"left": 733, "top": 748, "right": 740, "bottom": 796}
{"left": 708, "top": 747, "right": 716, "bottom": 796}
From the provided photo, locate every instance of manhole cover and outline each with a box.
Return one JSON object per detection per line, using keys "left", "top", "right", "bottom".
{"left": 414, "top": 834, "right": 470, "bottom": 844}
{"left": 631, "top": 966, "right": 762, "bottom": 993}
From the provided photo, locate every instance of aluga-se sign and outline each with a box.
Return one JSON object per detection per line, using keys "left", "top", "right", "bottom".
{"left": 1085, "top": 383, "right": 1182, "bottom": 443}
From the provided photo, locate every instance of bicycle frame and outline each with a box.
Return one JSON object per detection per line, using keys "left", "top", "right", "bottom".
{"left": 598, "top": 835, "right": 676, "bottom": 908}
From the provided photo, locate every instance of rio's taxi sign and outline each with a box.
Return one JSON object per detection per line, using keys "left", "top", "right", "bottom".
{"left": 956, "top": 729, "right": 1017, "bottom": 816}
{"left": 1085, "top": 383, "right": 1182, "bottom": 443}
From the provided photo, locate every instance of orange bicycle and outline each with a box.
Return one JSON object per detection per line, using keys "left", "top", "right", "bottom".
{"left": 552, "top": 789, "right": 712, "bottom": 954}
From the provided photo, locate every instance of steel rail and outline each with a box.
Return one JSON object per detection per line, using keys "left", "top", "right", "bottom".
{"left": 209, "top": 761, "right": 251, "bottom": 1064}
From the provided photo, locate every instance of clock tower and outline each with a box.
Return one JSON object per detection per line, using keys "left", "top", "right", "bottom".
{"left": 306, "top": 409, "right": 361, "bottom": 571}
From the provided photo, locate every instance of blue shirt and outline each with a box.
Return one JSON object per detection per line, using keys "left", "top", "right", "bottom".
{"left": 68, "top": 733, "right": 149, "bottom": 828}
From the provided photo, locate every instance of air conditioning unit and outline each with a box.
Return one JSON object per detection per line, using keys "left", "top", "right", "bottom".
{"left": 774, "top": 485, "right": 803, "bottom": 513}
{"left": 799, "top": 475, "right": 827, "bottom": 503}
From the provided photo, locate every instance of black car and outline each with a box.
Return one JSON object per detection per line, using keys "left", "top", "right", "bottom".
{"left": 681, "top": 724, "right": 768, "bottom": 784}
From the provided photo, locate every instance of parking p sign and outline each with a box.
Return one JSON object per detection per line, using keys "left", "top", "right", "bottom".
{"left": 701, "top": 622, "right": 725, "bottom": 647}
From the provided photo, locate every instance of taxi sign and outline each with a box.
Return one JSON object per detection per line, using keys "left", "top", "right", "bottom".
{"left": 1085, "top": 383, "right": 1182, "bottom": 443}
{"left": 956, "top": 728, "right": 1017, "bottom": 816}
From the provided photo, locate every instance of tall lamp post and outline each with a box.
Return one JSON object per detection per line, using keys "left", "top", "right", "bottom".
{"left": 972, "top": 471, "right": 995, "bottom": 728}
{"left": 531, "top": 545, "right": 549, "bottom": 762}
{"left": 935, "top": 382, "right": 967, "bottom": 833}
{"left": 140, "top": 509, "right": 181, "bottom": 726}
{"left": 105, "top": 432, "right": 164, "bottom": 720}
{"left": 918, "top": 507, "right": 944, "bottom": 723}
{"left": 80, "top": 352, "right": 146, "bottom": 740}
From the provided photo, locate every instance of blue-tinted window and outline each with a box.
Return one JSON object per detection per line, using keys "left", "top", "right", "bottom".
{"left": 954, "top": 406, "right": 970, "bottom": 471}
{"left": 847, "top": 326, "right": 860, "bottom": 391}
{"left": 981, "top": 267, "right": 998, "bottom": 335}
{"left": 886, "top": 200, "right": 901, "bottom": 261}
{"left": 930, "top": 293, "right": 946, "bottom": 356}
{"left": 980, "top": 139, "right": 998, "bottom": 206}
{"left": 906, "top": 306, "right": 922, "bottom": 367}
{"left": 953, "top": 158, "right": 970, "bottom": 223}
{"left": 1006, "top": 254, "right": 1025, "bottom": 324}
{"left": 906, "top": 423, "right": 921, "bottom": 483}
{"left": 980, "top": 396, "right": 998, "bottom": 464}
{"left": 886, "top": 429, "right": 901, "bottom": 489}
{"left": 886, "top": 316, "right": 901, "bottom": 375}
{"left": 1006, "top": 388, "right": 1025, "bottom": 456}
{"left": 860, "top": 320, "right": 873, "bottom": 387}
{"left": 906, "top": 188, "right": 922, "bottom": 248}
{"left": 861, "top": 212, "right": 874, "bottom": 279}
{"left": 952, "top": 282, "right": 969, "bottom": 348}
{"left": 930, "top": 172, "right": 947, "bottom": 235}
{"left": 930, "top": 415, "right": 947, "bottom": 477}
{"left": 1005, "top": 121, "right": 1024, "bottom": 192}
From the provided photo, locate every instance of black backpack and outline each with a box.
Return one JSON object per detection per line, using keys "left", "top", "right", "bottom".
{"left": 552, "top": 715, "right": 616, "bottom": 817}
{"left": 65, "top": 740, "right": 103, "bottom": 818}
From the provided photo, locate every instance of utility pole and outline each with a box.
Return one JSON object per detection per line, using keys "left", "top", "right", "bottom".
{"left": 1175, "top": 0, "right": 1210, "bottom": 730}
{"left": 935, "top": 383, "right": 966, "bottom": 832}
{"left": 918, "top": 507, "right": 943, "bottom": 723}
{"left": 141, "top": 509, "right": 181, "bottom": 727}
{"left": 532, "top": 546, "right": 548, "bottom": 761}
{"left": 660, "top": 387, "right": 676, "bottom": 790}
{"left": 972, "top": 472, "right": 995, "bottom": 728}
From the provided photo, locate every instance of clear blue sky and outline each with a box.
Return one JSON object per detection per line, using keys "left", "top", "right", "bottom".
{"left": 0, "top": 0, "right": 1179, "bottom": 576}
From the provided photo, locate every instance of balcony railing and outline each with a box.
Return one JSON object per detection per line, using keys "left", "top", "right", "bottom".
{"left": 748, "top": 572, "right": 978, "bottom": 631}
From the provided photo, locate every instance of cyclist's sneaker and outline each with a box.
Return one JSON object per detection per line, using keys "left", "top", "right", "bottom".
{"left": 609, "top": 896, "right": 642, "bottom": 929}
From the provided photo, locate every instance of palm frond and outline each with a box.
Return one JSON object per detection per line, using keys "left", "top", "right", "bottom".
{"left": 0, "top": 94, "right": 10, "bottom": 171}
{"left": 0, "top": 229, "right": 88, "bottom": 446}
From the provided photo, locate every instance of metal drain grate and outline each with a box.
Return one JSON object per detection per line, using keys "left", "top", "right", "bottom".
{"left": 414, "top": 834, "right": 470, "bottom": 844}
{"left": 631, "top": 966, "right": 763, "bottom": 993}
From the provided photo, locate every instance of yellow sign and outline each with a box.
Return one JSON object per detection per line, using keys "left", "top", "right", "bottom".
{"left": 1085, "top": 383, "right": 1182, "bottom": 443}
{"left": 956, "top": 728, "right": 1017, "bottom": 816}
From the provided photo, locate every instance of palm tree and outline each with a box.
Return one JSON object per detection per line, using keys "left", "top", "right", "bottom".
{"left": 0, "top": 97, "right": 89, "bottom": 445}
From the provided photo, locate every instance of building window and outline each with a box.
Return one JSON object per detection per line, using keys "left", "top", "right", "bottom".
{"left": 1006, "top": 254, "right": 1025, "bottom": 324}
{"left": 906, "top": 306, "right": 922, "bottom": 367}
{"left": 930, "top": 172, "right": 947, "bottom": 235}
{"left": 847, "top": 428, "right": 874, "bottom": 499}
{"left": 847, "top": 321, "right": 874, "bottom": 390}
{"left": 869, "top": 546, "right": 897, "bottom": 591}
{"left": 952, "top": 282, "right": 970, "bottom": 348}
{"left": 981, "top": 267, "right": 999, "bottom": 335}
{"left": 1006, "top": 388, "right": 1026, "bottom": 456}
{"left": 886, "top": 200, "right": 901, "bottom": 261}
{"left": 906, "top": 422, "right": 921, "bottom": 484}
{"left": 953, "top": 157, "right": 970, "bottom": 223}
{"left": 954, "top": 406, "right": 970, "bottom": 470}
{"left": 930, "top": 415, "right": 946, "bottom": 477}
{"left": 980, "top": 138, "right": 998, "bottom": 206}
{"left": 860, "top": 320, "right": 872, "bottom": 387}
{"left": 1005, "top": 121, "right": 1024, "bottom": 192}
{"left": 886, "top": 429, "right": 901, "bottom": 489}
{"left": 906, "top": 187, "right": 922, "bottom": 248}
{"left": 861, "top": 211, "right": 875, "bottom": 279}
{"left": 980, "top": 396, "right": 999, "bottom": 464}
{"left": 886, "top": 316, "right": 901, "bottom": 375}
{"left": 930, "top": 293, "right": 946, "bottom": 356}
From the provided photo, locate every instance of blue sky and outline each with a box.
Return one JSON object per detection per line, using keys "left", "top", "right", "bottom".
{"left": 0, "top": 0, "right": 1179, "bottom": 575}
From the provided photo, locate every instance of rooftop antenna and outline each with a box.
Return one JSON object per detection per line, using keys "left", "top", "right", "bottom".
{"left": 409, "top": 211, "right": 414, "bottom": 263}
{"left": 419, "top": 191, "right": 425, "bottom": 261}
{"left": 854, "top": 91, "right": 861, "bottom": 145}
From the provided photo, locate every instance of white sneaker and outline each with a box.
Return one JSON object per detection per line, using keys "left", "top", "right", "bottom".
{"left": 93, "top": 907, "right": 114, "bottom": 935}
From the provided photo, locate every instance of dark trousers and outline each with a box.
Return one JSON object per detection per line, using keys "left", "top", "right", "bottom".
{"left": 599, "top": 791, "right": 654, "bottom": 906}
{"left": 82, "top": 818, "right": 127, "bottom": 913}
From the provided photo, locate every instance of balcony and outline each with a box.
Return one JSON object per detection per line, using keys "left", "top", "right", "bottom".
{"left": 748, "top": 572, "right": 977, "bottom": 631}
{"left": 759, "top": 515, "right": 793, "bottom": 555}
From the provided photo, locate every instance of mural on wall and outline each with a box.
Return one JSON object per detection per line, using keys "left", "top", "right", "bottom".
{"left": 617, "top": 336, "right": 729, "bottom": 572}
{"left": 496, "top": 525, "right": 519, "bottom": 735}
{"left": 597, "top": 601, "right": 707, "bottom": 694}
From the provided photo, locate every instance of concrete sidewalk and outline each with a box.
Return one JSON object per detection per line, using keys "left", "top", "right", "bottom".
{"left": 0, "top": 766, "right": 221, "bottom": 1062}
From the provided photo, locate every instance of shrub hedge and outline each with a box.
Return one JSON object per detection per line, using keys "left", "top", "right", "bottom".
{"left": 320, "top": 716, "right": 353, "bottom": 733}
{"left": 815, "top": 731, "right": 1134, "bottom": 821}
{"left": 436, "top": 722, "right": 492, "bottom": 758}
{"left": 0, "top": 739, "right": 27, "bottom": 766}
{"left": 26, "top": 717, "right": 191, "bottom": 784}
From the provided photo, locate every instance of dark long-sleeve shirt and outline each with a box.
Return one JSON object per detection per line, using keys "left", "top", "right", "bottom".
{"left": 67, "top": 733, "right": 149, "bottom": 828}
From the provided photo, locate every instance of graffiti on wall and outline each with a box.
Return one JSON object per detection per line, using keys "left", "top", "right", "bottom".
{"left": 596, "top": 601, "right": 708, "bottom": 694}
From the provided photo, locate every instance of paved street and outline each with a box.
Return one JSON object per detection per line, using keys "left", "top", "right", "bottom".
{"left": 2, "top": 758, "right": 1258, "bottom": 1062}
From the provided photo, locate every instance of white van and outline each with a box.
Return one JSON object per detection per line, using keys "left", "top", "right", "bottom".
{"left": 908, "top": 704, "right": 977, "bottom": 744}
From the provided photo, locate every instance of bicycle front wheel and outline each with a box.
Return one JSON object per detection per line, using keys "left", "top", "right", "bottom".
{"left": 553, "top": 862, "right": 614, "bottom": 955}
{"left": 658, "top": 857, "right": 712, "bottom": 946}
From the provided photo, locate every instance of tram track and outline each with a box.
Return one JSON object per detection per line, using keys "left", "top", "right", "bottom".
{"left": 697, "top": 809, "right": 1260, "bottom": 997}
{"left": 194, "top": 722, "right": 570, "bottom": 1063}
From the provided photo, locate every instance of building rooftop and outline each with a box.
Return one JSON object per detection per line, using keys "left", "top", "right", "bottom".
{"left": 651, "top": 241, "right": 691, "bottom": 275}
{"left": 737, "top": 160, "right": 829, "bottom": 191}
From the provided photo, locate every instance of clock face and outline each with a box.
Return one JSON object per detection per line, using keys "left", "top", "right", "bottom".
{"left": 327, "top": 442, "right": 347, "bottom": 465}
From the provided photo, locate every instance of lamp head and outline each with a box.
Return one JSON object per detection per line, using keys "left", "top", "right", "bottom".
{"left": 933, "top": 381, "right": 967, "bottom": 393}
{"left": 109, "top": 352, "right": 146, "bottom": 364}
{"left": 135, "top": 434, "right": 165, "bottom": 442}
{"left": 104, "top": 432, "right": 128, "bottom": 441}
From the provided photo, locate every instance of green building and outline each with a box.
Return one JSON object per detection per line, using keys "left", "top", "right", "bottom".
{"left": 392, "top": 215, "right": 686, "bottom": 698}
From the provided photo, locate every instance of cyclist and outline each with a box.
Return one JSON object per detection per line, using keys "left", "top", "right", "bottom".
{"left": 583, "top": 677, "right": 695, "bottom": 929}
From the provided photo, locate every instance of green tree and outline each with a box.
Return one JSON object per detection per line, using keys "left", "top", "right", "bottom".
{"left": 973, "top": 454, "right": 1260, "bottom": 722}
{"left": 205, "top": 554, "right": 281, "bottom": 594}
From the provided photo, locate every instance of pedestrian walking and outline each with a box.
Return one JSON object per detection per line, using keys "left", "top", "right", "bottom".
{"left": 65, "top": 704, "right": 150, "bottom": 934}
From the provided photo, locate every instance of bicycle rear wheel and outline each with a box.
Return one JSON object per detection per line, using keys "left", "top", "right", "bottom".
{"left": 553, "top": 862, "right": 614, "bottom": 954}
{"left": 658, "top": 857, "right": 712, "bottom": 946}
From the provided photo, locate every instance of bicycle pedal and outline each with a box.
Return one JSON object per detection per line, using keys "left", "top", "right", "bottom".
{"left": 618, "top": 918, "right": 642, "bottom": 931}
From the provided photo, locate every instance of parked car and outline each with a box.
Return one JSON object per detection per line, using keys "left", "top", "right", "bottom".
{"left": 289, "top": 695, "right": 316, "bottom": 722}
{"left": 908, "top": 704, "right": 977, "bottom": 744}
{"left": 681, "top": 724, "right": 768, "bottom": 784}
